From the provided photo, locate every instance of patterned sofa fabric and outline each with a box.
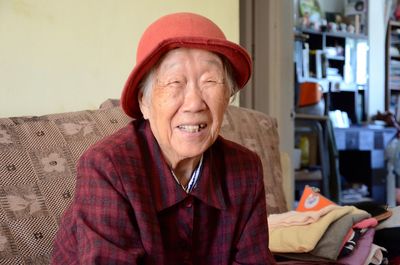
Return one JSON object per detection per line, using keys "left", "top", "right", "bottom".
{"left": 0, "top": 101, "right": 286, "bottom": 264}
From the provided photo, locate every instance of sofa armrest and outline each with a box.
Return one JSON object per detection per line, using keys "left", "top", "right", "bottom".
{"left": 220, "top": 106, "right": 287, "bottom": 214}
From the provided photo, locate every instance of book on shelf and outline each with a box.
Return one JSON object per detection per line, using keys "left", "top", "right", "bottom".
{"left": 315, "top": 49, "right": 327, "bottom": 79}
{"left": 302, "top": 43, "right": 310, "bottom": 79}
{"left": 389, "top": 94, "right": 400, "bottom": 120}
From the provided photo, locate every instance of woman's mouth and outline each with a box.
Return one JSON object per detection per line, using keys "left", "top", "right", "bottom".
{"left": 178, "top": 124, "right": 207, "bottom": 133}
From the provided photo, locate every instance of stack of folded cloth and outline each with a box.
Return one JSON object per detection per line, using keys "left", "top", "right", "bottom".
{"left": 269, "top": 186, "right": 391, "bottom": 265}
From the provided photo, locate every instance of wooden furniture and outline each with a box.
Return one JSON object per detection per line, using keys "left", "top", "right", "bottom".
{"left": 294, "top": 113, "right": 341, "bottom": 203}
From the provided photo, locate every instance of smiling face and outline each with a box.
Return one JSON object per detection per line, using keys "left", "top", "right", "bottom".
{"left": 139, "top": 48, "right": 230, "bottom": 170}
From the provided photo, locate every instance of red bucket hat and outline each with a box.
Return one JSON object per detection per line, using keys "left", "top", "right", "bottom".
{"left": 121, "top": 12, "right": 253, "bottom": 118}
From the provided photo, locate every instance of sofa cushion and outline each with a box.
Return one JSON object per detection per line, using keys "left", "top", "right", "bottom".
{"left": 221, "top": 105, "right": 287, "bottom": 214}
{"left": 0, "top": 107, "right": 131, "bottom": 263}
{"left": 0, "top": 102, "right": 286, "bottom": 263}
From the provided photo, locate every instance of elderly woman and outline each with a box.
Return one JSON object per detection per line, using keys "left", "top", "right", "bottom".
{"left": 52, "top": 12, "right": 276, "bottom": 264}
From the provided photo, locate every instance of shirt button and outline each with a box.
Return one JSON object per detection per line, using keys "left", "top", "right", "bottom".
{"left": 185, "top": 197, "right": 193, "bottom": 208}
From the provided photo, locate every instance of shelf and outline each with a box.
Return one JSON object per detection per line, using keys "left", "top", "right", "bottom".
{"left": 295, "top": 169, "right": 322, "bottom": 181}
{"left": 294, "top": 113, "right": 329, "bottom": 121}
{"left": 295, "top": 28, "right": 368, "bottom": 111}
{"left": 294, "top": 31, "right": 309, "bottom": 41}
{"left": 326, "top": 55, "right": 345, "bottom": 61}
{"left": 390, "top": 20, "right": 400, "bottom": 28}
{"left": 294, "top": 2, "right": 369, "bottom": 203}
{"left": 297, "top": 28, "right": 368, "bottom": 40}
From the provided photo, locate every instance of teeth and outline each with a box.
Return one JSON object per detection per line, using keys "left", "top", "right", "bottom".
{"left": 178, "top": 124, "right": 206, "bottom": 133}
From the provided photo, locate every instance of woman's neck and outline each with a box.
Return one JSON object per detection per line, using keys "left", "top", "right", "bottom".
{"left": 170, "top": 155, "right": 202, "bottom": 187}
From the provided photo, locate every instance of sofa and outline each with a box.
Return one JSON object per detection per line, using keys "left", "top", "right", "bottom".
{"left": 0, "top": 99, "right": 287, "bottom": 264}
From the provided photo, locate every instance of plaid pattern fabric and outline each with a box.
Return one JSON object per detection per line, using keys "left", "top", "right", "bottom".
{"left": 0, "top": 100, "right": 285, "bottom": 263}
{"left": 100, "top": 99, "right": 287, "bottom": 214}
{"left": 52, "top": 119, "right": 276, "bottom": 264}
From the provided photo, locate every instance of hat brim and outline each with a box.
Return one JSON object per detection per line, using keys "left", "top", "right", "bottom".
{"left": 121, "top": 36, "right": 252, "bottom": 119}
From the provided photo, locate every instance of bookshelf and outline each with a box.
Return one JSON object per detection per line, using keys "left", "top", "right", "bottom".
{"left": 386, "top": 20, "right": 400, "bottom": 120}
{"left": 295, "top": 29, "right": 368, "bottom": 85}
{"left": 294, "top": 29, "right": 369, "bottom": 123}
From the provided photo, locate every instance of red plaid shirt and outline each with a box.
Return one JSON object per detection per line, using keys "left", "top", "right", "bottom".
{"left": 51, "top": 120, "right": 276, "bottom": 265}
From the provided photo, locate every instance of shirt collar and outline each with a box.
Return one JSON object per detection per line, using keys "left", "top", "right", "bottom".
{"left": 142, "top": 121, "right": 227, "bottom": 212}
{"left": 191, "top": 145, "right": 227, "bottom": 210}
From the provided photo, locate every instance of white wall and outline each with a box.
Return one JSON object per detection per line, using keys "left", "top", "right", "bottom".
{"left": 0, "top": 1, "right": 238, "bottom": 117}
{"left": 368, "top": 0, "right": 386, "bottom": 116}
{"left": 266, "top": 0, "right": 295, "bottom": 209}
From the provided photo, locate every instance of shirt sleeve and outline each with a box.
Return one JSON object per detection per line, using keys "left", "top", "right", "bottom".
{"left": 232, "top": 157, "right": 277, "bottom": 265}
{"left": 51, "top": 150, "right": 145, "bottom": 265}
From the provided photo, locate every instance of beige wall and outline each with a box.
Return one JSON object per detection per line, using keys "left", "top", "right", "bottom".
{"left": 0, "top": 1, "right": 239, "bottom": 117}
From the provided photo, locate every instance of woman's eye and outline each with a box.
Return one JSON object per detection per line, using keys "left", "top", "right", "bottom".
{"left": 165, "top": 80, "right": 184, "bottom": 87}
{"left": 202, "top": 79, "right": 222, "bottom": 88}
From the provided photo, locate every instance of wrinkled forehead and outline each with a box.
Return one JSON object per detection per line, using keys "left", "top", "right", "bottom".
{"left": 156, "top": 48, "right": 224, "bottom": 74}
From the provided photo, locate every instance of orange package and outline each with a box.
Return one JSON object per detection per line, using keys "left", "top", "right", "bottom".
{"left": 298, "top": 82, "right": 323, "bottom": 107}
{"left": 296, "top": 185, "right": 336, "bottom": 212}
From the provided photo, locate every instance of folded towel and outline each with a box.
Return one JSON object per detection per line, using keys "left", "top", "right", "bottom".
{"left": 269, "top": 206, "right": 355, "bottom": 253}
{"left": 268, "top": 204, "right": 340, "bottom": 229}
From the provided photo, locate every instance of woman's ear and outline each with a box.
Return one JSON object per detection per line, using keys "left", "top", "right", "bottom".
{"left": 138, "top": 91, "right": 150, "bottom": 120}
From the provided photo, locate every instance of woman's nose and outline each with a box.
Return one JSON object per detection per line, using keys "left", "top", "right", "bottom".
{"left": 181, "top": 82, "right": 206, "bottom": 112}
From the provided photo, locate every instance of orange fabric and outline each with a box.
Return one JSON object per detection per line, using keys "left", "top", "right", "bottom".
{"left": 296, "top": 186, "right": 336, "bottom": 212}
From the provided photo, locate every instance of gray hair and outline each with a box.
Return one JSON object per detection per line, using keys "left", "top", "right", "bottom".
{"left": 139, "top": 56, "right": 239, "bottom": 104}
